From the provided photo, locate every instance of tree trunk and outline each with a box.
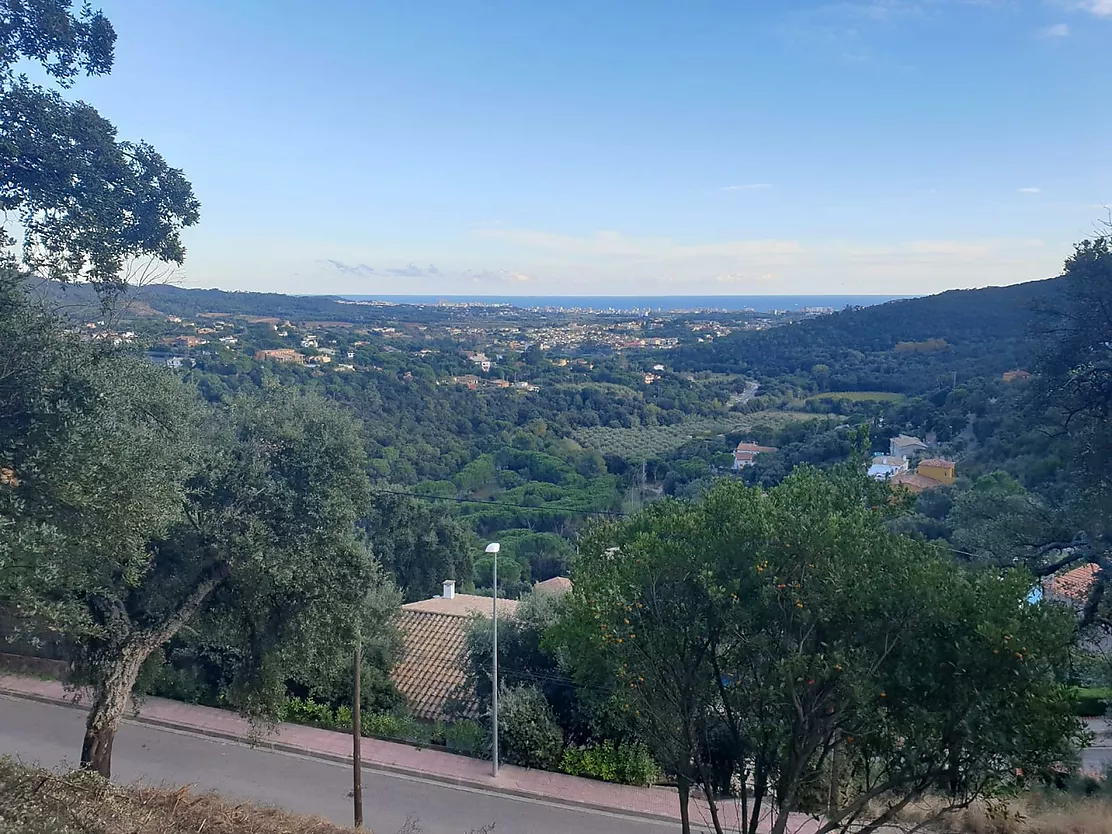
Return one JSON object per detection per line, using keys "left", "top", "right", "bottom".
{"left": 678, "top": 775, "right": 692, "bottom": 834}
{"left": 80, "top": 566, "right": 228, "bottom": 778}
{"left": 80, "top": 641, "right": 153, "bottom": 778}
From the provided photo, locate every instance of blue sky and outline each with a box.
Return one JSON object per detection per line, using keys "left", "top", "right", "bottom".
{"left": 64, "top": 0, "right": 1112, "bottom": 296}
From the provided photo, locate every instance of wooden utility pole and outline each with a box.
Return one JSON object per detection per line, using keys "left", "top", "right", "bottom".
{"left": 352, "top": 641, "right": 363, "bottom": 828}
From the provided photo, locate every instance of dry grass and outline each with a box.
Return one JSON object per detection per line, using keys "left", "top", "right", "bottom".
{"left": 895, "top": 794, "right": 1112, "bottom": 834}
{"left": 0, "top": 757, "right": 362, "bottom": 834}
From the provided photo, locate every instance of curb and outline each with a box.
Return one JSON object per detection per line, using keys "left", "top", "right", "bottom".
{"left": 0, "top": 686, "right": 682, "bottom": 826}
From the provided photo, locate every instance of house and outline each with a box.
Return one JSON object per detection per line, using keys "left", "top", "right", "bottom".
{"left": 733, "top": 441, "right": 777, "bottom": 470}
{"left": 890, "top": 458, "right": 956, "bottom": 493}
{"left": 452, "top": 374, "right": 480, "bottom": 390}
{"left": 255, "top": 348, "right": 304, "bottom": 364}
{"left": 171, "top": 335, "right": 208, "bottom": 349}
{"left": 917, "top": 458, "right": 955, "bottom": 486}
{"left": 465, "top": 352, "right": 492, "bottom": 372}
{"left": 1003, "top": 369, "right": 1032, "bottom": 383}
{"left": 532, "top": 576, "right": 573, "bottom": 597}
{"left": 643, "top": 373, "right": 658, "bottom": 384}
{"left": 146, "top": 352, "right": 194, "bottom": 369}
{"left": 1044, "top": 563, "right": 1099, "bottom": 606}
{"left": 889, "top": 434, "right": 929, "bottom": 459}
{"left": 868, "top": 455, "right": 909, "bottom": 481}
{"left": 394, "top": 581, "right": 520, "bottom": 721}
{"left": 219, "top": 336, "right": 238, "bottom": 345}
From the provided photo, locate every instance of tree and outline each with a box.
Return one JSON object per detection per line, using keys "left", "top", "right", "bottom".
{"left": 1026, "top": 233, "right": 1112, "bottom": 630}
{"left": 360, "top": 492, "right": 475, "bottom": 601}
{"left": 559, "top": 470, "right": 1083, "bottom": 834}
{"left": 1, "top": 0, "right": 199, "bottom": 290}
{"left": 0, "top": 294, "right": 379, "bottom": 777}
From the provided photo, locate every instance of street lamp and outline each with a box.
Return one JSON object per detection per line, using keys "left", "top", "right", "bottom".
{"left": 486, "top": 541, "right": 501, "bottom": 777}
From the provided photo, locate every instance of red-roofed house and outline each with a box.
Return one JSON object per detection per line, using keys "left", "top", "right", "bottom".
{"left": 1044, "top": 563, "right": 1100, "bottom": 605}
{"left": 733, "top": 441, "right": 777, "bottom": 470}
{"left": 394, "top": 580, "right": 519, "bottom": 721}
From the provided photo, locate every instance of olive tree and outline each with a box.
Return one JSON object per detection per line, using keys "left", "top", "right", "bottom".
{"left": 561, "top": 469, "right": 1083, "bottom": 834}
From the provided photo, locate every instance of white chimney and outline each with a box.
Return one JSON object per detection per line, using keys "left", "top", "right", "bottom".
{"left": 442, "top": 580, "right": 456, "bottom": 600}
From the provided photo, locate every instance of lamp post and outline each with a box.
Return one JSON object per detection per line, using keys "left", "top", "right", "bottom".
{"left": 486, "top": 541, "right": 501, "bottom": 778}
{"left": 352, "top": 635, "right": 363, "bottom": 828}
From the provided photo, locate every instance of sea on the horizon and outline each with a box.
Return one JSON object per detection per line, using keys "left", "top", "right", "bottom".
{"left": 338, "top": 294, "right": 910, "bottom": 313}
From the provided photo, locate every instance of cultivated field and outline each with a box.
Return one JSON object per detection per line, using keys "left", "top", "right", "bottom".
{"left": 574, "top": 411, "right": 810, "bottom": 458}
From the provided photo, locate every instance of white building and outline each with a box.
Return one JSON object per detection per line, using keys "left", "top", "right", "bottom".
{"left": 868, "top": 455, "right": 909, "bottom": 481}
{"left": 889, "top": 434, "right": 928, "bottom": 459}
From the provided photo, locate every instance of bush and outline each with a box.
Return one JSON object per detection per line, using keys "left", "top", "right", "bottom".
{"left": 559, "top": 741, "right": 661, "bottom": 787}
{"left": 361, "top": 711, "right": 431, "bottom": 744}
{"left": 1073, "top": 688, "right": 1111, "bottom": 717}
{"left": 444, "top": 720, "right": 487, "bottom": 757}
{"left": 498, "top": 685, "right": 564, "bottom": 770}
{"left": 281, "top": 696, "right": 337, "bottom": 729}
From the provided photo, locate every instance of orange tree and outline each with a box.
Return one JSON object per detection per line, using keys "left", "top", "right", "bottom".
{"left": 557, "top": 468, "right": 1083, "bottom": 834}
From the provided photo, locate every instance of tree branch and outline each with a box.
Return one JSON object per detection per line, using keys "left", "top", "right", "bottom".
{"left": 139, "top": 562, "right": 229, "bottom": 648}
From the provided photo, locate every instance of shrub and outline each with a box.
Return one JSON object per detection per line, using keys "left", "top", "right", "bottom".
{"left": 281, "top": 696, "right": 337, "bottom": 729}
{"left": 444, "top": 720, "right": 487, "bottom": 757}
{"left": 497, "top": 685, "right": 564, "bottom": 770}
{"left": 560, "top": 741, "right": 661, "bottom": 787}
{"left": 1072, "top": 688, "right": 1111, "bottom": 718}
{"left": 361, "top": 711, "right": 432, "bottom": 745}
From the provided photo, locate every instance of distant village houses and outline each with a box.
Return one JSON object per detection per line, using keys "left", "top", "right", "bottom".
{"left": 255, "top": 348, "right": 305, "bottom": 364}
{"left": 732, "top": 441, "right": 777, "bottom": 470}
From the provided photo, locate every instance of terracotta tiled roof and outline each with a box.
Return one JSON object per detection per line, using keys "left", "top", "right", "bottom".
{"left": 890, "top": 472, "right": 945, "bottom": 492}
{"left": 918, "top": 458, "right": 955, "bottom": 469}
{"left": 533, "top": 577, "right": 573, "bottom": 596}
{"left": 394, "top": 594, "right": 520, "bottom": 721}
{"left": 402, "top": 594, "right": 520, "bottom": 617}
{"left": 394, "top": 610, "right": 474, "bottom": 721}
{"left": 735, "top": 442, "right": 777, "bottom": 454}
{"left": 1045, "top": 563, "right": 1100, "bottom": 604}
{"left": 892, "top": 434, "right": 925, "bottom": 445}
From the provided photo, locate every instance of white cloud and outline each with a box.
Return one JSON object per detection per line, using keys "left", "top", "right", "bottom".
{"left": 1038, "top": 22, "right": 1070, "bottom": 36}
{"left": 1019, "top": 187, "right": 1042, "bottom": 194}
{"left": 721, "top": 183, "right": 773, "bottom": 191}
{"left": 1071, "top": 0, "right": 1112, "bottom": 17}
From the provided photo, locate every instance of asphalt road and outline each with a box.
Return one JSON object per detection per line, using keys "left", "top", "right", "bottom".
{"left": 1083, "top": 743, "right": 1112, "bottom": 774}
{"left": 0, "top": 695, "right": 689, "bottom": 834}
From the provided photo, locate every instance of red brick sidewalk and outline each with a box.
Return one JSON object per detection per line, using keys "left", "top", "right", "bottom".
{"left": 0, "top": 673, "right": 818, "bottom": 832}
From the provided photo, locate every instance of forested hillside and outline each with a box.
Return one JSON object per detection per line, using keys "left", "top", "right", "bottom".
{"left": 670, "top": 278, "right": 1060, "bottom": 393}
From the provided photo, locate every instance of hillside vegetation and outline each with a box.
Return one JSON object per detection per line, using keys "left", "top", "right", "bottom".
{"left": 671, "top": 278, "right": 1061, "bottom": 393}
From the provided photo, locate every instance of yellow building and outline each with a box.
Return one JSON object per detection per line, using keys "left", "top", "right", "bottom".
{"left": 916, "top": 458, "right": 955, "bottom": 486}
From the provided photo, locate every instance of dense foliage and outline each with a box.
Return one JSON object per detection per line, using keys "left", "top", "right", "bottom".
{"left": 556, "top": 470, "right": 1084, "bottom": 834}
